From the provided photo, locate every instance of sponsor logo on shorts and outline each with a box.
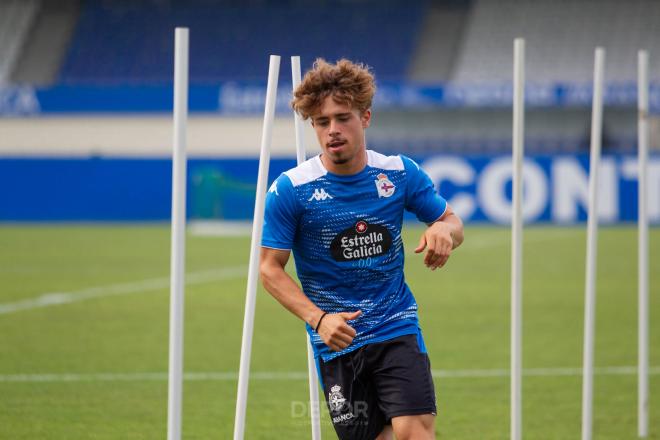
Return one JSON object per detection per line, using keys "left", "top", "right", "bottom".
{"left": 332, "top": 412, "right": 355, "bottom": 424}
{"left": 329, "top": 385, "right": 362, "bottom": 425}
{"left": 330, "top": 220, "right": 392, "bottom": 262}
{"left": 328, "top": 385, "right": 347, "bottom": 412}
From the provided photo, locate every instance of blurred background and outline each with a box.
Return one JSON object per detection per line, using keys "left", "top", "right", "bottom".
{"left": 0, "top": 0, "right": 659, "bottom": 223}
{"left": 1, "top": 2, "right": 659, "bottom": 439}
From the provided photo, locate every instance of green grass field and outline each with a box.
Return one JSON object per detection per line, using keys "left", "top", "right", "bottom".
{"left": 0, "top": 225, "right": 658, "bottom": 439}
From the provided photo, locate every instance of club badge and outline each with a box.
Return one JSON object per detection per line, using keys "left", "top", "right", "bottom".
{"left": 375, "top": 173, "right": 395, "bottom": 198}
{"left": 328, "top": 385, "right": 347, "bottom": 412}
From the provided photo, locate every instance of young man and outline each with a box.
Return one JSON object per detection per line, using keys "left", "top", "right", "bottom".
{"left": 260, "top": 59, "right": 463, "bottom": 440}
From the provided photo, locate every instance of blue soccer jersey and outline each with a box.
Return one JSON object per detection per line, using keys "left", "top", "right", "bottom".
{"left": 262, "top": 150, "right": 447, "bottom": 361}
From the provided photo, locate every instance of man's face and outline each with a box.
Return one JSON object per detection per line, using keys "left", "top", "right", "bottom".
{"left": 310, "top": 96, "right": 371, "bottom": 173}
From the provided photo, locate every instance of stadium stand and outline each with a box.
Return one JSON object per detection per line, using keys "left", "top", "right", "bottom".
{"left": 58, "top": 0, "right": 424, "bottom": 84}
{"left": 452, "top": 0, "right": 660, "bottom": 84}
{"left": 409, "top": 1, "right": 469, "bottom": 82}
{"left": 369, "top": 107, "right": 637, "bottom": 156}
{"left": 4, "top": 0, "right": 660, "bottom": 85}
{"left": 11, "top": 0, "right": 80, "bottom": 86}
{"left": 7, "top": 0, "right": 659, "bottom": 86}
{"left": 2, "top": 0, "right": 658, "bottom": 155}
{"left": 0, "top": 0, "right": 40, "bottom": 84}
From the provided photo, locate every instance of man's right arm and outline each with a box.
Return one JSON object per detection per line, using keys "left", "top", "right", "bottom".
{"left": 259, "top": 247, "right": 361, "bottom": 352}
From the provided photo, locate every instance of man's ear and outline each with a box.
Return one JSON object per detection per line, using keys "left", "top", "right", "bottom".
{"left": 361, "top": 109, "right": 372, "bottom": 128}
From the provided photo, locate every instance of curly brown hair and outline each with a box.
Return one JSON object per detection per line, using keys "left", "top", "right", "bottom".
{"left": 291, "top": 58, "right": 376, "bottom": 120}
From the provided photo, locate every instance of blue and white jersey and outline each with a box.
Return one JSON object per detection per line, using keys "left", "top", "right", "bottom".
{"left": 262, "top": 150, "right": 447, "bottom": 362}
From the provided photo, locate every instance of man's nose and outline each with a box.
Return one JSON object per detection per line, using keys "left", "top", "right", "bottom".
{"left": 329, "top": 119, "right": 340, "bottom": 135}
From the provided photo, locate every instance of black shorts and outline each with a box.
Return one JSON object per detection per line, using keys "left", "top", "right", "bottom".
{"left": 318, "top": 333, "right": 436, "bottom": 440}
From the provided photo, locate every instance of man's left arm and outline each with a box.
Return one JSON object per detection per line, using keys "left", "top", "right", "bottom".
{"left": 414, "top": 204, "right": 464, "bottom": 270}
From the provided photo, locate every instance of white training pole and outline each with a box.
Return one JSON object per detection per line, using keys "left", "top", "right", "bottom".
{"left": 167, "top": 27, "right": 189, "bottom": 440}
{"left": 291, "top": 55, "right": 322, "bottom": 440}
{"left": 581, "top": 47, "right": 605, "bottom": 440}
{"left": 233, "top": 55, "right": 281, "bottom": 440}
{"left": 637, "top": 49, "right": 649, "bottom": 438}
{"left": 511, "top": 37, "right": 525, "bottom": 440}
{"left": 292, "top": 56, "right": 308, "bottom": 165}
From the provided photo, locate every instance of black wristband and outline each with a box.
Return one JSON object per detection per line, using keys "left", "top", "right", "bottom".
{"left": 314, "top": 312, "right": 328, "bottom": 332}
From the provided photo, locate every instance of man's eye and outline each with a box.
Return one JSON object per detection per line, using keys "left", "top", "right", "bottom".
{"left": 317, "top": 120, "right": 329, "bottom": 126}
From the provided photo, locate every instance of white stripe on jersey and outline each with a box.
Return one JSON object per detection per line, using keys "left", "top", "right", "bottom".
{"left": 284, "top": 150, "right": 404, "bottom": 188}
{"left": 284, "top": 156, "right": 327, "bottom": 187}
{"left": 367, "top": 150, "right": 405, "bottom": 171}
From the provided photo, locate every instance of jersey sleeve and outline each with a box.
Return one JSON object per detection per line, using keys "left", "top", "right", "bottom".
{"left": 401, "top": 155, "right": 447, "bottom": 224}
{"left": 261, "top": 173, "right": 299, "bottom": 250}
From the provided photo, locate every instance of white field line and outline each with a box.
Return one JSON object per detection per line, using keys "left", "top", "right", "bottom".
{"left": 0, "top": 229, "right": 573, "bottom": 316}
{"left": 0, "top": 265, "right": 248, "bottom": 316}
{"left": 188, "top": 221, "right": 252, "bottom": 237}
{"left": 1, "top": 366, "right": 658, "bottom": 383}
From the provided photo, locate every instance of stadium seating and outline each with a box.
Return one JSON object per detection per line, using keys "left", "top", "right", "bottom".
{"left": 408, "top": 1, "right": 469, "bottom": 82}
{"left": 11, "top": 0, "right": 80, "bottom": 86}
{"left": 452, "top": 0, "right": 660, "bottom": 84}
{"left": 4, "top": 0, "right": 657, "bottom": 155}
{"left": 0, "top": 0, "right": 40, "bottom": 83}
{"left": 8, "top": 0, "right": 660, "bottom": 85}
{"left": 37, "top": 0, "right": 660, "bottom": 85}
{"left": 59, "top": 0, "right": 424, "bottom": 84}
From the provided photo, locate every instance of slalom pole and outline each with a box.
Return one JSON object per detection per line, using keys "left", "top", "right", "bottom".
{"left": 637, "top": 49, "right": 649, "bottom": 438}
{"left": 292, "top": 56, "right": 308, "bottom": 165}
{"left": 581, "top": 47, "right": 605, "bottom": 440}
{"left": 511, "top": 37, "right": 525, "bottom": 440}
{"left": 167, "top": 27, "right": 189, "bottom": 440}
{"left": 291, "top": 55, "right": 322, "bottom": 440}
{"left": 233, "top": 55, "right": 281, "bottom": 440}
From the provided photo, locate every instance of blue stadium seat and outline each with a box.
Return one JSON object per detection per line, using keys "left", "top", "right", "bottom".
{"left": 59, "top": 0, "right": 424, "bottom": 84}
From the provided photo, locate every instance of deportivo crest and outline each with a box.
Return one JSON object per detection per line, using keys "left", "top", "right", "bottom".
{"left": 375, "top": 173, "right": 395, "bottom": 198}
{"left": 330, "top": 219, "right": 392, "bottom": 262}
{"left": 328, "top": 385, "right": 347, "bottom": 412}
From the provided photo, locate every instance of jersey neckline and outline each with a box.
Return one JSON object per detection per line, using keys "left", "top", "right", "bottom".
{"left": 315, "top": 150, "right": 374, "bottom": 182}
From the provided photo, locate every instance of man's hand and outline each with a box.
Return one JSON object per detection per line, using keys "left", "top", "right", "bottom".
{"left": 414, "top": 221, "right": 455, "bottom": 270}
{"left": 316, "top": 310, "right": 362, "bottom": 351}
{"left": 414, "top": 204, "right": 464, "bottom": 271}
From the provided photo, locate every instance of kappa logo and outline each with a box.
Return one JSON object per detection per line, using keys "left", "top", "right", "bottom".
{"left": 308, "top": 188, "right": 333, "bottom": 201}
{"left": 328, "top": 385, "right": 347, "bottom": 412}
{"left": 268, "top": 181, "right": 278, "bottom": 196}
{"left": 375, "top": 173, "right": 395, "bottom": 198}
